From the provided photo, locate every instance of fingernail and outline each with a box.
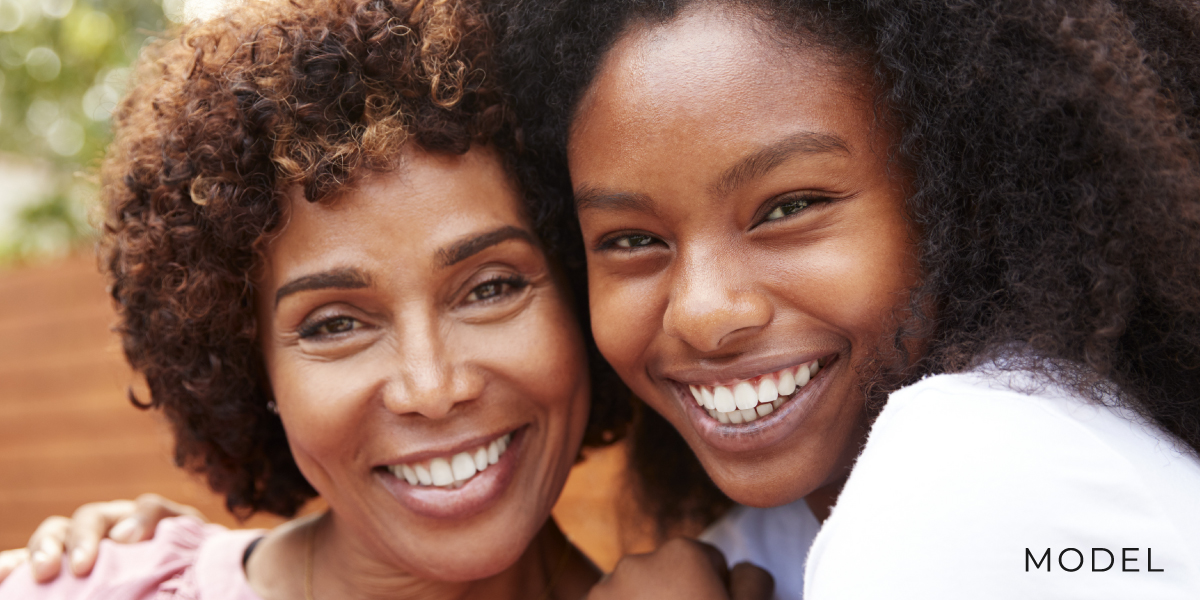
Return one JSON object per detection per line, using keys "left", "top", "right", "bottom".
{"left": 30, "top": 551, "right": 46, "bottom": 566}
{"left": 39, "top": 538, "right": 58, "bottom": 557}
{"left": 70, "top": 548, "right": 86, "bottom": 569}
{"left": 109, "top": 518, "right": 139, "bottom": 541}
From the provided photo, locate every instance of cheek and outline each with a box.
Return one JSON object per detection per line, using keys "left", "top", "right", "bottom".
{"left": 488, "top": 295, "right": 590, "bottom": 420}
{"left": 587, "top": 270, "right": 660, "bottom": 377}
{"left": 271, "top": 359, "right": 375, "bottom": 480}
{"left": 792, "top": 219, "right": 917, "bottom": 347}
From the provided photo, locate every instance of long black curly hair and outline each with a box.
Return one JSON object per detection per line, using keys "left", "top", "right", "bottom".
{"left": 494, "top": 0, "right": 1200, "bottom": 532}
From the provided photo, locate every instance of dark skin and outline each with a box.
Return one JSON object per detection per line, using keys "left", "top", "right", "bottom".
{"left": 3, "top": 6, "right": 899, "bottom": 597}
{"left": 0, "top": 147, "right": 601, "bottom": 600}
{"left": 2, "top": 145, "right": 773, "bottom": 600}
{"left": 569, "top": 3, "right": 918, "bottom": 523}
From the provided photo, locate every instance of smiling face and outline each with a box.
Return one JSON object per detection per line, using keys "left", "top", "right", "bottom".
{"left": 569, "top": 4, "right": 920, "bottom": 508}
{"left": 255, "top": 146, "right": 590, "bottom": 581}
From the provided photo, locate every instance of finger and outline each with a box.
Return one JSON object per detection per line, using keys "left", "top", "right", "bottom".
{"left": 66, "top": 500, "right": 136, "bottom": 576}
{"left": 131, "top": 493, "right": 206, "bottom": 534}
{"left": 108, "top": 493, "right": 205, "bottom": 547}
{"left": 106, "top": 493, "right": 205, "bottom": 547}
{"left": 729, "top": 562, "right": 774, "bottom": 600}
{"left": 0, "top": 549, "right": 31, "bottom": 584}
{"left": 26, "top": 516, "right": 69, "bottom": 583}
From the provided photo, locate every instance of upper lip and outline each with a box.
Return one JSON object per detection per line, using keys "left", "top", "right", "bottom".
{"left": 661, "top": 352, "right": 835, "bottom": 386}
{"left": 376, "top": 427, "right": 518, "bottom": 467}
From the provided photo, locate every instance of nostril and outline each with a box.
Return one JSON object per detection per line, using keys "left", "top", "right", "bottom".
{"left": 663, "top": 295, "right": 773, "bottom": 353}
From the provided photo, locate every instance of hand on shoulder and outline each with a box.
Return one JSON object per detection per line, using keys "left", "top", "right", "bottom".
{"left": 587, "top": 538, "right": 773, "bottom": 600}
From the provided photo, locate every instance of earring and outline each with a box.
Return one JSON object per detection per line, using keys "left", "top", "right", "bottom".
{"left": 266, "top": 400, "right": 279, "bottom": 415}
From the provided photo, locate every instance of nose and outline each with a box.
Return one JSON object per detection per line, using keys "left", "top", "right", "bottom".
{"left": 381, "top": 311, "right": 480, "bottom": 419}
{"left": 661, "top": 246, "right": 772, "bottom": 353}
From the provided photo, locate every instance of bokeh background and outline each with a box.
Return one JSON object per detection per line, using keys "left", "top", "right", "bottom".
{"left": 0, "top": 0, "right": 652, "bottom": 570}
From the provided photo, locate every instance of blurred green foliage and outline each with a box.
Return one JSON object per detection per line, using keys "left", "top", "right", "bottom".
{"left": 0, "top": 0, "right": 171, "bottom": 262}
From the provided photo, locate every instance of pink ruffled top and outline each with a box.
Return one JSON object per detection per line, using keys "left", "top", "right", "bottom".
{"left": 0, "top": 516, "right": 265, "bottom": 599}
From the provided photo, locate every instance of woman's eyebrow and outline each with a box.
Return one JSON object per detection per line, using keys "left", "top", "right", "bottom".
{"left": 711, "top": 131, "right": 850, "bottom": 197}
{"left": 573, "top": 187, "right": 655, "bottom": 214}
{"left": 436, "top": 225, "right": 537, "bottom": 268}
{"left": 275, "top": 268, "right": 372, "bottom": 306}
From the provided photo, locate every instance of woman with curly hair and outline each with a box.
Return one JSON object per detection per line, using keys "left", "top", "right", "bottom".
{"left": 0, "top": 0, "right": 655, "bottom": 597}
{"left": 489, "top": 0, "right": 1200, "bottom": 597}
{"left": 9, "top": 0, "right": 1200, "bottom": 597}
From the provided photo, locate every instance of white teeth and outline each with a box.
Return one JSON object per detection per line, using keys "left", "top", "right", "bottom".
{"left": 451, "top": 452, "right": 477, "bottom": 481}
{"left": 734, "top": 382, "right": 758, "bottom": 410}
{"left": 401, "top": 464, "right": 419, "bottom": 485}
{"left": 415, "top": 464, "right": 433, "bottom": 485}
{"left": 777, "top": 369, "right": 797, "bottom": 395}
{"left": 757, "top": 379, "right": 778, "bottom": 404}
{"left": 392, "top": 433, "right": 513, "bottom": 488}
{"left": 691, "top": 357, "right": 828, "bottom": 425}
{"left": 795, "top": 363, "right": 810, "bottom": 387}
{"left": 430, "top": 458, "right": 454, "bottom": 486}
{"left": 713, "top": 386, "right": 737, "bottom": 412}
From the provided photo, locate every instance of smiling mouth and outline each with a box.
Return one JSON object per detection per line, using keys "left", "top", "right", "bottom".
{"left": 685, "top": 356, "right": 831, "bottom": 424}
{"left": 386, "top": 432, "right": 513, "bottom": 490}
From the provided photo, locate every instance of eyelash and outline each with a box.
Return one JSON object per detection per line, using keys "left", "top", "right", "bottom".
{"left": 464, "top": 274, "right": 529, "bottom": 304}
{"left": 759, "top": 193, "right": 828, "bottom": 225}
{"left": 597, "top": 232, "right": 660, "bottom": 252}
{"left": 596, "top": 193, "right": 832, "bottom": 251}
{"left": 298, "top": 315, "right": 361, "bottom": 339}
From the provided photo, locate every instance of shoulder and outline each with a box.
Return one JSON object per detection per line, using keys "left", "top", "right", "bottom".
{"left": 0, "top": 517, "right": 264, "bottom": 600}
{"left": 804, "top": 371, "right": 1200, "bottom": 599}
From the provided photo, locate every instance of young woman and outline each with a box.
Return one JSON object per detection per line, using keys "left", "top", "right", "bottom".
{"left": 0, "top": 0, "right": 771, "bottom": 598}
{"left": 495, "top": 0, "right": 1200, "bottom": 596}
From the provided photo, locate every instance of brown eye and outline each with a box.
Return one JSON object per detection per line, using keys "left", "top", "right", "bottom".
{"left": 465, "top": 276, "right": 528, "bottom": 303}
{"left": 299, "top": 316, "right": 360, "bottom": 339}
{"left": 765, "top": 198, "right": 811, "bottom": 221}
{"left": 614, "top": 234, "right": 656, "bottom": 248}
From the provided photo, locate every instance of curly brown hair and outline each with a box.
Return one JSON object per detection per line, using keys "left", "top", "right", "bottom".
{"left": 497, "top": 0, "right": 1200, "bottom": 532}
{"left": 101, "top": 0, "right": 628, "bottom": 518}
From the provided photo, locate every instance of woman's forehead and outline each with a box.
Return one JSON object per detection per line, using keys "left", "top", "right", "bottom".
{"left": 568, "top": 25, "right": 881, "bottom": 202}
{"left": 263, "top": 146, "right": 531, "bottom": 280}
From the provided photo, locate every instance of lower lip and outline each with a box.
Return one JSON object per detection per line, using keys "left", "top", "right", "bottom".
{"left": 377, "top": 427, "right": 524, "bottom": 520}
{"left": 679, "top": 356, "right": 840, "bottom": 454}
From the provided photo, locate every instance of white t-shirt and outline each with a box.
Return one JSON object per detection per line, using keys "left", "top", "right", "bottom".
{"left": 701, "top": 498, "right": 820, "bottom": 600}
{"left": 804, "top": 369, "right": 1200, "bottom": 599}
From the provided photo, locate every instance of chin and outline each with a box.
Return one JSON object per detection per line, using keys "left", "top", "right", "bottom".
{"left": 697, "top": 447, "right": 826, "bottom": 509}
{"left": 408, "top": 535, "right": 533, "bottom": 582}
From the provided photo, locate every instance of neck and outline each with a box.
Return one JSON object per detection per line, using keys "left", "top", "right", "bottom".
{"left": 246, "top": 513, "right": 599, "bottom": 600}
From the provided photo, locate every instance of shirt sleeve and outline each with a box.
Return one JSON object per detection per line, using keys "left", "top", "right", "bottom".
{"left": 0, "top": 516, "right": 227, "bottom": 600}
{"left": 803, "top": 376, "right": 1200, "bottom": 600}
